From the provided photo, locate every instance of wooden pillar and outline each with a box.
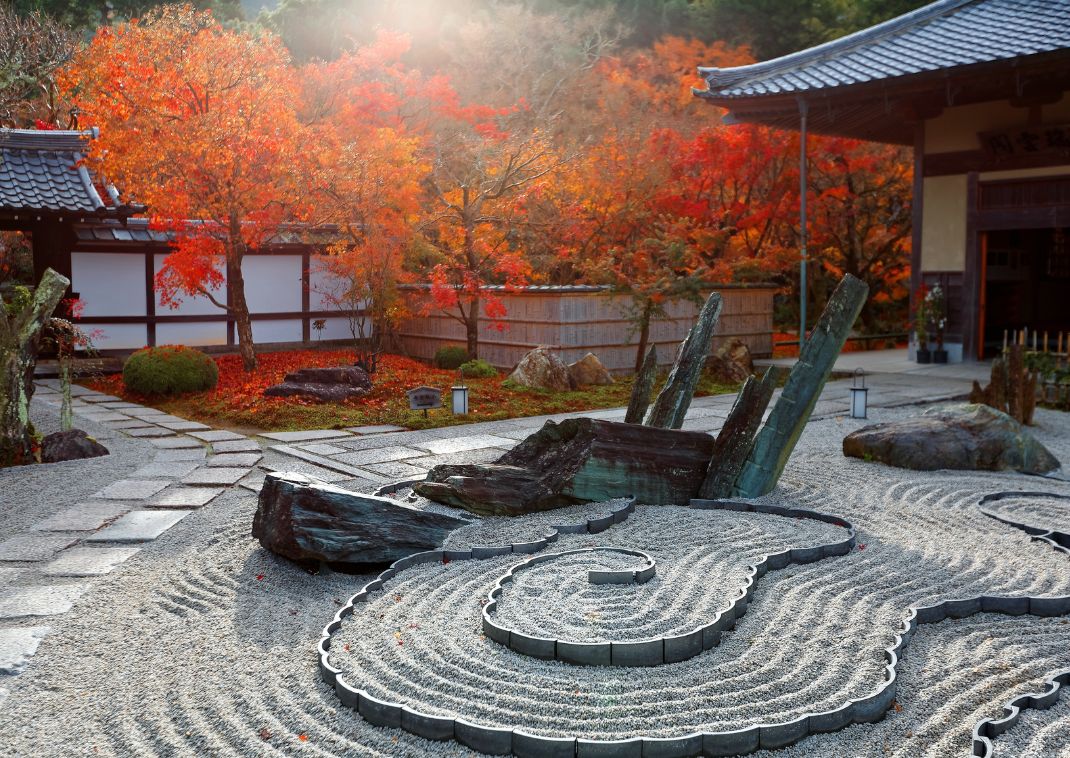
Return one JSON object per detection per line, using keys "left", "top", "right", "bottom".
{"left": 301, "top": 249, "right": 311, "bottom": 344}
{"left": 910, "top": 123, "right": 925, "bottom": 314}
{"left": 963, "top": 171, "right": 980, "bottom": 359}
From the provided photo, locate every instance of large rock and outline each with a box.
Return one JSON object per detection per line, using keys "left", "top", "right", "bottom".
{"left": 507, "top": 347, "right": 574, "bottom": 391}
{"left": 263, "top": 366, "right": 372, "bottom": 403}
{"left": 568, "top": 353, "right": 613, "bottom": 386}
{"left": 706, "top": 337, "right": 753, "bottom": 384}
{"left": 252, "top": 472, "right": 468, "bottom": 564}
{"left": 842, "top": 404, "right": 1060, "bottom": 474}
{"left": 40, "top": 429, "right": 108, "bottom": 463}
{"left": 414, "top": 417, "right": 716, "bottom": 516}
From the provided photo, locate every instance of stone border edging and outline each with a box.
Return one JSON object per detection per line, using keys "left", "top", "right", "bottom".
{"left": 977, "top": 491, "right": 1070, "bottom": 557}
{"left": 971, "top": 668, "right": 1070, "bottom": 757}
{"left": 317, "top": 497, "right": 1070, "bottom": 757}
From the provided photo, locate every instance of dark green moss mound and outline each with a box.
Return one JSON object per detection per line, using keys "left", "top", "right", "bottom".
{"left": 123, "top": 345, "right": 219, "bottom": 397}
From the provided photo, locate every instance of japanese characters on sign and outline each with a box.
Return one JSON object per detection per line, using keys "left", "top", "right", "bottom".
{"left": 980, "top": 123, "right": 1070, "bottom": 158}
{"left": 407, "top": 386, "right": 442, "bottom": 411}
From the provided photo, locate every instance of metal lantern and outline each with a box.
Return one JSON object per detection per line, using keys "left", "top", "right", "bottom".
{"left": 849, "top": 367, "right": 868, "bottom": 419}
{"left": 451, "top": 368, "right": 470, "bottom": 415}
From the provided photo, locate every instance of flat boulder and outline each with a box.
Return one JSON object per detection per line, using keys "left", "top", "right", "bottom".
{"left": 264, "top": 365, "right": 372, "bottom": 403}
{"left": 507, "top": 347, "right": 574, "bottom": 391}
{"left": 706, "top": 337, "right": 753, "bottom": 384}
{"left": 842, "top": 403, "right": 1059, "bottom": 474}
{"left": 568, "top": 353, "right": 613, "bottom": 386}
{"left": 40, "top": 429, "right": 108, "bottom": 463}
{"left": 253, "top": 472, "right": 468, "bottom": 564}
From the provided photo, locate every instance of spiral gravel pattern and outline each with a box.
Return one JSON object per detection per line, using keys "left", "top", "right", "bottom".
{"left": 982, "top": 493, "right": 1070, "bottom": 534}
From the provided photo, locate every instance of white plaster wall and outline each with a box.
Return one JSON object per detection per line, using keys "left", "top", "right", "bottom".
{"left": 87, "top": 323, "right": 148, "bottom": 350}
{"left": 243, "top": 255, "right": 302, "bottom": 314}
{"left": 310, "top": 317, "right": 356, "bottom": 341}
{"left": 251, "top": 319, "right": 302, "bottom": 344}
{"left": 308, "top": 258, "right": 348, "bottom": 311}
{"left": 154, "top": 254, "right": 226, "bottom": 316}
{"left": 71, "top": 253, "right": 145, "bottom": 317}
{"left": 156, "top": 322, "right": 228, "bottom": 347}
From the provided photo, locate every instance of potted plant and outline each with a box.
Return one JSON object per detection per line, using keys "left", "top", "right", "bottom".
{"left": 914, "top": 284, "right": 931, "bottom": 363}
{"left": 926, "top": 285, "right": 948, "bottom": 363}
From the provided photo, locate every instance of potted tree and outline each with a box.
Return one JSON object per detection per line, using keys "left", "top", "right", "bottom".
{"left": 914, "top": 285, "right": 931, "bottom": 364}
{"left": 926, "top": 285, "right": 948, "bottom": 363}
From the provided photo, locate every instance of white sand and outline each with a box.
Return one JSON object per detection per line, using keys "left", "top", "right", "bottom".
{"left": 0, "top": 404, "right": 1068, "bottom": 757}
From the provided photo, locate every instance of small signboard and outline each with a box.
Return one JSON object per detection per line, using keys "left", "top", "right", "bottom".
{"left": 407, "top": 386, "right": 442, "bottom": 415}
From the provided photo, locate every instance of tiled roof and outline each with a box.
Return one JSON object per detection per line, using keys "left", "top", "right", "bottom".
{"left": 698, "top": 0, "right": 1070, "bottom": 100}
{"left": 75, "top": 218, "right": 341, "bottom": 247}
{"left": 0, "top": 129, "right": 108, "bottom": 214}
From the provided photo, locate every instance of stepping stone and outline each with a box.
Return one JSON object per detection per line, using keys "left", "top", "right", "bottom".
{"left": 415, "top": 435, "right": 516, "bottom": 456}
{"left": 102, "top": 419, "right": 154, "bottom": 430}
{"left": 346, "top": 424, "right": 408, "bottom": 435}
{"left": 124, "top": 427, "right": 176, "bottom": 438}
{"left": 0, "top": 567, "right": 22, "bottom": 582}
{"left": 139, "top": 414, "right": 185, "bottom": 424}
{"left": 126, "top": 409, "right": 170, "bottom": 419}
{"left": 267, "top": 445, "right": 387, "bottom": 482}
{"left": 158, "top": 421, "right": 211, "bottom": 432}
{"left": 333, "top": 446, "right": 426, "bottom": 466}
{"left": 0, "top": 626, "right": 51, "bottom": 674}
{"left": 30, "top": 502, "right": 129, "bottom": 532}
{"left": 0, "top": 585, "right": 87, "bottom": 619}
{"left": 92, "top": 479, "right": 171, "bottom": 500}
{"left": 299, "top": 443, "right": 347, "bottom": 456}
{"left": 99, "top": 402, "right": 144, "bottom": 410}
{"left": 42, "top": 547, "right": 140, "bottom": 576}
{"left": 239, "top": 470, "right": 267, "bottom": 492}
{"left": 207, "top": 453, "right": 261, "bottom": 468}
{"left": 151, "top": 437, "right": 204, "bottom": 450}
{"left": 182, "top": 467, "right": 250, "bottom": 486}
{"left": 0, "top": 534, "right": 79, "bottom": 562}
{"left": 149, "top": 487, "right": 222, "bottom": 508}
{"left": 153, "top": 447, "right": 208, "bottom": 462}
{"left": 75, "top": 412, "right": 129, "bottom": 423}
{"left": 189, "top": 430, "right": 247, "bottom": 443}
{"left": 129, "top": 461, "right": 201, "bottom": 478}
{"left": 86, "top": 510, "right": 189, "bottom": 543}
{"left": 259, "top": 429, "right": 352, "bottom": 443}
{"left": 210, "top": 439, "right": 261, "bottom": 453}
{"left": 364, "top": 461, "right": 429, "bottom": 479}
{"left": 81, "top": 394, "right": 121, "bottom": 403}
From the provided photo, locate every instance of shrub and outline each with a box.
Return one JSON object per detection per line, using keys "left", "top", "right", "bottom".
{"left": 123, "top": 345, "right": 219, "bottom": 397}
{"left": 459, "top": 358, "right": 498, "bottom": 378}
{"left": 433, "top": 345, "right": 469, "bottom": 369}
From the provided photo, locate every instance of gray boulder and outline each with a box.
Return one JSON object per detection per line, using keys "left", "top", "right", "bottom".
{"left": 843, "top": 403, "right": 1059, "bottom": 474}
{"left": 507, "top": 347, "right": 574, "bottom": 391}
{"left": 568, "top": 353, "right": 613, "bottom": 386}
{"left": 263, "top": 365, "right": 372, "bottom": 403}
{"left": 252, "top": 472, "right": 468, "bottom": 564}
{"left": 41, "top": 429, "right": 108, "bottom": 463}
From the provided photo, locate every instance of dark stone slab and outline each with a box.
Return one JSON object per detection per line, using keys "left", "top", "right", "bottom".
{"left": 252, "top": 472, "right": 468, "bottom": 564}
{"left": 40, "top": 429, "right": 108, "bottom": 463}
{"left": 264, "top": 366, "right": 371, "bottom": 403}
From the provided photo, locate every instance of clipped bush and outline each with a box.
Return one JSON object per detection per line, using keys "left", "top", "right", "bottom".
{"left": 433, "top": 345, "right": 469, "bottom": 370}
{"left": 123, "top": 345, "right": 219, "bottom": 397}
{"left": 459, "top": 358, "right": 498, "bottom": 378}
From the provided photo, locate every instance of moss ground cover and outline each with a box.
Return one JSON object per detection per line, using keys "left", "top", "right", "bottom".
{"left": 84, "top": 349, "right": 741, "bottom": 433}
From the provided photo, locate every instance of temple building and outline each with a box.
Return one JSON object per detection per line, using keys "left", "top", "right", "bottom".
{"left": 698, "top": 0, "right": 1070, "bottom": 361}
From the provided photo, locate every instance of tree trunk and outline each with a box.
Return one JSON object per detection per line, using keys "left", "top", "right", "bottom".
{"left": 465, "top": 290, "right": 480, "bottom": 359}
{"left": 634, "top": 298, "right": 654, "bottom": 373}
{"left": 227, "top": 247, "right": 257, "bottom": 372}
{"left": 0, "top": 268, "right": 70, "bottom": 466}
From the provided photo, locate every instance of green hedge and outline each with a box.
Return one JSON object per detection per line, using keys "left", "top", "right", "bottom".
{"left": 459, "top": 358, "right": 497, "bottom": 378}
{"left": 123, "top": 345, "right": 219, "bottom": 397}
{"left": 433, "top": 345, "right": 469, "bottom": 369}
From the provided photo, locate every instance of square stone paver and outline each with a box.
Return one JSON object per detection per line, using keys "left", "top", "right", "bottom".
{"left": 124, "top": 427, "right": 176, "bottom": 438}
{"left": 189, "top": 430, "right": 247, "bottom": 443}
{"left": 0, "top": 533, "right": 79, "bottom": 562}
{"left": 346, "top": 424, "right": 408, "bottom": 435}
{"left": 259, "top": 429, "right": 352, "bottom": 443}
{"left": 0, "top": 584, "right": 88, "bottom": 619}
{"left": 42, "top": 547, "right": 140, "bottom": 576}
{"left": 407, "top": 447, "right": 505, "bottom": 469}
{"left": 92, "top": 479, "right": 171, "bottom": 500}
{"left": 86, "top": 510, "right": 189, "bottom": 543}
{"left": 332, "top": 446, "right": 426, "bottom": 467}
{"left": 415, "top": 434, "right": 517, "bottom": 456}
{"left": 210, "top": 439, "right": 261, "bottom": 453}
{"left": 149, "top": 487, "right": 223, "bottom": 508}
{"left": 99, "top": 402, "right": 144, "bottom": 410}
{"left": 76, "top": 412, "right": 130, "bottom": 423}
{"left": 0, "top": 626, "right": 51, "bottom": 674}
{"left": 153, "top": 447, "right": 208, "bottom": 462}
{"left": 363, "top": 461, "right": 429, "bottom": 479}
{"left": 182, "top": 467, "right": 249, "bottom": 486}
{"left": 151, "top": 436, "right": 205, "bottom": 450}
{"left": 159, "top": 421, "right": 212, "bottom": 432}
{"left": 82, "top": 394, "right": 121, "bottom": 403}
{"left": 30, "top": 502, "right": 129, "bottom": 532}
{"left": 102, "top": 419, "right": 154, "bottom": 430}
{"left": 207, "top": 453, "right": 262, "bottom": 468}
{"left": 299, "top": 443, "right": 348, "bottom": 456}
{"left": 129, "top": 461, "right": 201, "bottom": 479}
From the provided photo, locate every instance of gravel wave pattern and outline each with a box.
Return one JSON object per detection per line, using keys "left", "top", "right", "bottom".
{"left": 443, "top": 498, "right": 634, "bottom": 549}
{"left": 991, "top": 678, "right": 1070, "bottom": 757}
{"left": 980, "top": 493, "right": 1070, "bottom": 535}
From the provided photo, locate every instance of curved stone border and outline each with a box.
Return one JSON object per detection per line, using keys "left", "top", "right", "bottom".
{"left": 978, "top": 491, "right": 1070, "bottom": 557}
{"left": 971, "top": 668, "right": 1070, "bottom": 757}
{"left": 318, "top": 497, "right": 1070, "bottom": 757}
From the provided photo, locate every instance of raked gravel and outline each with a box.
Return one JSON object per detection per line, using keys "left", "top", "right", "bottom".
{"left": 991, "top": 682, "right": 1070, "bottom": 757}
{"left": 0, "top": 404, "right": 1067, "bottom": 757}
{"left": 983, "top": 493, "right": 1070, "bottom": 534}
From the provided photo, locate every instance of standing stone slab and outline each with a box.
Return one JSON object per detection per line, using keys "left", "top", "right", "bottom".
{"left": 86, "top": 510, "right": 189, "bottom": 543}
{"left": 734, "top": 274, "right": 868, "bottom": 498}
{"left": 43, "top": 547, "right": 140, "bottom": 576}
{"left": 0, "top": 626, "right": 51, "bottom": 674}
{"left": 624, "top": 345, "right": 658, "bottom": 425}
{"left": 644, "top": 293, "right": 723, "bottom": 429}
{"left": 699, "top": 367, "right": 782, "bottom": 499}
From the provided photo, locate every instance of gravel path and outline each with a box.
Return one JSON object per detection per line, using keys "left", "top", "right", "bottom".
{"left": 0, "top": 404, "right": 1067, "bottom": 757}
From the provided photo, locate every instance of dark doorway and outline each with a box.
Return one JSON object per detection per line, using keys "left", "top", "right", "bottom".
{"left": 983, "top": 227, "right": 1070, "bottom": 355}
